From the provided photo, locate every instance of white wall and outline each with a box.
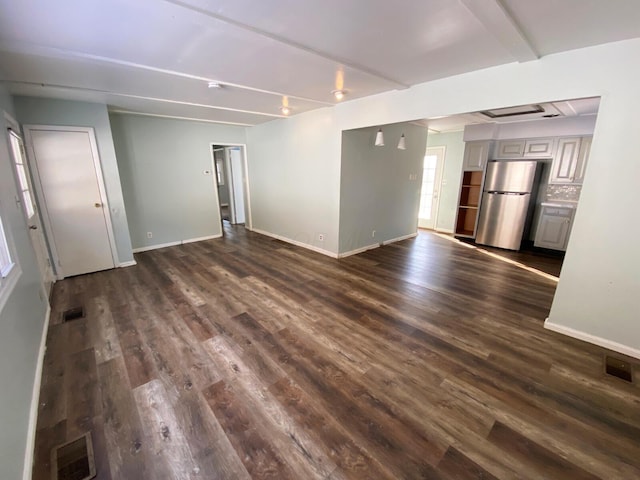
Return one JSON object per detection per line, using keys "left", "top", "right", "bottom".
{"left": 0, "top": 89, "right": 49, "bottom": 480}
{"left": 426, "top": 131, "right": 466, "bottom": 232}
{"left": 110, "top": 113, "right": 247, "bottom": 250}
{"left": 246, "top": 38, "right": 640, "bottom": 358}
{"left": 247, "top": 108, "right": 341, "bottom": 254}
{"left": 339, "top": 122, "right": 428, "bottom": 253}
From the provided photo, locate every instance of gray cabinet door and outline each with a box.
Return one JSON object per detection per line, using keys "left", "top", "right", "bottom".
{"left": 574, "top": 136, "right": 592, "bottom": 184}
{"left": 463, "top": 141, "right": 490, "bottom": 171}
{"left": 534, "top": 206, "right": 574, "bottom": 250}
{"left": 550, "top": 137, "right": 581, "bottom": 183}
{"left": 494, "top": 140, "right": 525, "bottom": 159}
{"left": 523, "top": 138, "right": 555, "bottom": 158}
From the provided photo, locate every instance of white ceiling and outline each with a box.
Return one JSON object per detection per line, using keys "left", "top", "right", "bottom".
{"left": 0, "top": 0, "right": 638, "bottom": 126}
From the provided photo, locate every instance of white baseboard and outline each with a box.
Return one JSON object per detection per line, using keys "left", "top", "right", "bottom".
{"left": 132, "top": 240, "right": 181, "bottom": 253}
{"left": 382, "top": 232, "right": 417, "bottom": 245}
{"left": 182, "top": 234, "right": 222, "bottom": 244}
{"left": 23, "top": 304, "right": 51, "bottom": 480}
{"left": 132, "top": 234, "right": 222, "bottom": 253}
{"left": 544, "top": 319, "right": 640, "bottom": 360}
{"left": 337, "top": 243, "right": 379, "bottom": 258}
{"left": 338, "top": 232, "right": 418, "bottom": 258}
{"left": 118, "top": 260, "right": 137, "bottom": 268}
{"left": 251, "top": 228, "right": 338, "bottom": 258}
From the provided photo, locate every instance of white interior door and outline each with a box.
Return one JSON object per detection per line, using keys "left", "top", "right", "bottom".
{"left": 418, "top": 146, "right": 446, "bottom": 229}
{"left": 228, "top": 147, "right": 245, "bottom": 225}
{"left": 7, "top": 127, "right": 54, "bottom": 292}
{"left": 26, "top": 126, "right": 116, "bottom": 278}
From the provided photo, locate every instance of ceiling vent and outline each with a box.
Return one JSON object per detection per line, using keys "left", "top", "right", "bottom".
{"left": 479, "top": 104, "right": 545, "bottom": 118}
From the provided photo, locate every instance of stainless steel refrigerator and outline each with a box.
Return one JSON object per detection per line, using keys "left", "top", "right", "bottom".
{"left": 476, "top": 160, "right": 538, "bottom": 250}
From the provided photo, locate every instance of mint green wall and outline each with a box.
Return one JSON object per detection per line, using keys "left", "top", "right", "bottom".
{"left": 0, "top": 88, "right": 49, "bottom": 480}
{"left": 426, "top": 131, "right": 465, "bottom": 232}
{"left": 110, "top": 113, "right": 247, "bottom": 250}
{"left": 339, "top": 122, "right": 428, "bottom": 253}
{"left": 13, "top": 96, "right": 134, "bottom": 264}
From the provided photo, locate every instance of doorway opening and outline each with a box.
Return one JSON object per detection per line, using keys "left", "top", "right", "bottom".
{"left": 417, "top": 146, "right": 446, "bottom": 230}
{"left": 211, "top": 144, "right": 251, "bottom": 234}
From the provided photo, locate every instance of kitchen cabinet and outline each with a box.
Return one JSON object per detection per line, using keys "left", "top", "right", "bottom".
{"left": 574, "top": 136, "right": 592, "bottom": 184}
{"left": 455, "top": 170, "right": 483, "bottom": 237}
{"left": 494, "top": 140, "right": 525, "bottom": 159}
{"left": 463, "top": 140, "right": 490, "bottom": 171}
{"left": 493, "top": 138, "right": 555, "bottom": 159}
{"left": 550, "top": 137, "right": 581, "bottom": 184}
{"left": 523, "top": 138, "right": 556, "bottom": 158}
{"left": 534, "top": 205, "right": 575, "bottom": 251}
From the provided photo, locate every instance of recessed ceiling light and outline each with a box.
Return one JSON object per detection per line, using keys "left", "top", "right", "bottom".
{"left": 208, "top": 82, "right": 223, "bottom": 89}
{"left": 332, "top": 89, "right": 346, "bottom": 101}
{"left": 280, "top": 106, "right": 290, "bottom": 115}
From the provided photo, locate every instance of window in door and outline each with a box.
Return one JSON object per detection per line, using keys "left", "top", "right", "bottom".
{"left": 417, "top": 146, "right": 446, "bottom": 230}
{"left": 8, "top": 130, "right": 35, "bottom": 219}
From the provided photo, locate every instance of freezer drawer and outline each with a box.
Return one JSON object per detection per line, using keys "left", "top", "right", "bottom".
{"left": 476, "top": 192, "right": 530, "bottom": 250}
{"left": 484, "top": 160, "right": 537, "bottom": 193}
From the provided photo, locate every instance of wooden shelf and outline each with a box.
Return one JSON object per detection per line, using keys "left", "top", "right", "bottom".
{"left": 455, "top": 230, "right": 475, "bottom": 237}
{"left": 458, "top": 205, "right": 478, "bottom": 209}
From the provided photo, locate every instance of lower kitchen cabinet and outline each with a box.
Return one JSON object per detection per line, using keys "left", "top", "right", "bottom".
{"left": 534, "top": 205, "right": 575, "bottom": 251}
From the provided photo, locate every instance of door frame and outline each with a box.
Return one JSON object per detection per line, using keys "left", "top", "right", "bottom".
{"left": 23, "top": 125, "right": 119, "bottom": 279}
{"left": 208, "top": 143, "right": 252, "bottom": 231}
{"left": 4, "top": 114, "right": 55, "bottom": 291}
{"left": 418, "top": 145, "right": 446, "bottom": 230}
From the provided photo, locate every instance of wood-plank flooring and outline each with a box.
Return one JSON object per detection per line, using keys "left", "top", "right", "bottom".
{"left": 33, "top": 226, "right": 640, "bottom": 479}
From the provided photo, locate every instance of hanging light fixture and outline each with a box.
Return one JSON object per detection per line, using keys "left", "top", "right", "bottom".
{"left": 374, "top": 129, "right": 385, "bottom": 147}
{"left": 397, "top": 134, "right": 406, "bottom": 150}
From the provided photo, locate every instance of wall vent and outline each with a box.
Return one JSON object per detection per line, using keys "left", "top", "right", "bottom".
{"left": 605, "top": 355, "right": 633, "bottom": 383}
{"left": 62, "top": 306, "right": 85, "bottom": 322}
{"left": 51, "top": 432, "right": 96, "bottom": 480}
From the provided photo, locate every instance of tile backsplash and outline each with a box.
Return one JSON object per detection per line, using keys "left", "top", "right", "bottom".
{"left": 545, "top": 184, "right": 582, "bottom": 202}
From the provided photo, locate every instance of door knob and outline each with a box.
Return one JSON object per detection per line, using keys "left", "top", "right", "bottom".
{"left": 94, "top": 202, "right": 103, "bottom": 208}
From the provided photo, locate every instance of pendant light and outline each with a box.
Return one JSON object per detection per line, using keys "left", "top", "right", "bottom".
{"left": 397, "top": 134, "right": 406, "bottom": 150}
{"left": 374, "top": 129, "right": 385, "bottom": 147}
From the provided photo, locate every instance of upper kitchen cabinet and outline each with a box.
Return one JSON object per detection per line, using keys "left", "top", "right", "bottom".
{"left": 550, "top": 136, "right": 591, "bottom": 184}
{"left": 463, "top": 140, "right": 490, "bottom": 171}
{"left": 574, "top": 136, "right": 592, "bottom": 184}
{"left": 493, "top": 138, "right": 555, "bottom": 159}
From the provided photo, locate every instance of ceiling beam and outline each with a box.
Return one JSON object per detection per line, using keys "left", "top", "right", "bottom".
{"left": 162, "top": 0, "right": 410, "bottom": 89}
{"left": 459, "top": 0, "right": 538, "bottom": 62}
{"left": 2, "top": 80, "right": 286, "bottom": 118}
{"left": 0, "top": 41, "right": 334, "bottom": 106}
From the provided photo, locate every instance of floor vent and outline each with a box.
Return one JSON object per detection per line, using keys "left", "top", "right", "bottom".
{"left": 605, "top": 356, "right": 633, "bottom": 383}
{"left": 51, "top": 433, "right": 96, "bottom": 480}
{"left": 62, "top": 306, "right": 85, "bottom": 322}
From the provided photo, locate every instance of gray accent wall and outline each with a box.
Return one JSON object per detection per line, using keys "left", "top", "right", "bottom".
{"left": 426, "top": 131, "right": 465, "bottom": 232}
{"left": 339, "top": 123, "right": 428, "bottom": 254}
{"left": 13, "top": 96, "right": 134, "bottom": 264}
{"left": 0, "top": 88, "right": 49, "bottom": 480}
{"left": 110, "top": 113, "right": 247, "bottom": 250}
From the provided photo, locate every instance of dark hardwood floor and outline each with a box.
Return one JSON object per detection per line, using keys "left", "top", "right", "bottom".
{"left": 33, "top": 226, "right": 640, "bottom": 479}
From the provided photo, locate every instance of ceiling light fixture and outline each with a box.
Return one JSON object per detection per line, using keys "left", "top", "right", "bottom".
{"left": 375, "top": 129, "right": 384, "bottom": 147}
{"left": 332, "top": 89, "right": 346, "bottom": 101}
{"left": 208, "top": 81, "right": 223, "bottom": 89}
{"left": 280, "top": 106, "right": 290, "bottom": 115}
{"left": 397, "top": 134, "right": 406, "bottom": 150}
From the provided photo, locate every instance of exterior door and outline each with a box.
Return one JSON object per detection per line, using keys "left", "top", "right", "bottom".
{"left": 26, "top": 126, "right": 117, "bottom": 278}
{"left": 7, "top": 127, "right": 54, "bottom": 292}
{"left": 227, "top": 147, "right": 245, "bottom": 225}
{"left": 418, "top": 146, "right": 446, "bottom": 229}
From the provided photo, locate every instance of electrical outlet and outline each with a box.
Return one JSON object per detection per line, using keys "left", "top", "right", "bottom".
{"left": 147, "top": 232, "right": 153, "bottom": 238}
{"left": 372, "top": 230, "right": 376, "bottom": 237}
{"left": 318, "top": 233, "right": 324, "bottom": 241}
